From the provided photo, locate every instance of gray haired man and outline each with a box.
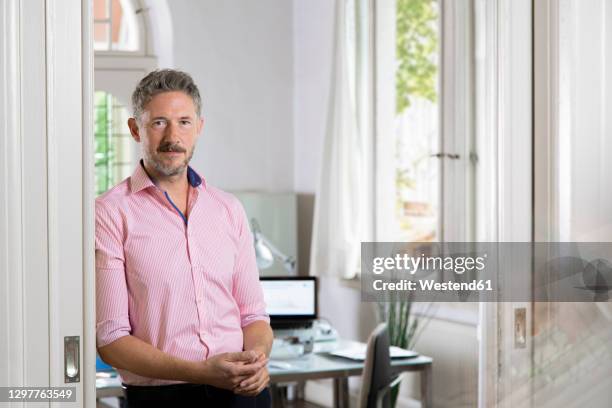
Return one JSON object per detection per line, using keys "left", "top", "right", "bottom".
{"left": 96, "top": 69, "right": 273, "bottom": 407}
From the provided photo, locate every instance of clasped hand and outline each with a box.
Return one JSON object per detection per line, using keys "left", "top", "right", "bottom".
{"left": 202, "top": 350, "right": 269, "bottom": 397}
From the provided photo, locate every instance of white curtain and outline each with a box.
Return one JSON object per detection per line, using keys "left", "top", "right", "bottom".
{"left": 309, "top": 0, "right": 366, "bottom": 279}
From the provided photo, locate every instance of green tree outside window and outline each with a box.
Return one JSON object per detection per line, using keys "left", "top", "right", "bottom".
{"left": 94, "top": 91, "right": 133, "bottom": 196}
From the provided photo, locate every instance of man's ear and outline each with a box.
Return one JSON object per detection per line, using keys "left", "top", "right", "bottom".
{"left": 128, "top": 117, "right": 141, "bottom": 142}
{"left": 197, "top": 116, "right": 205, "bottom": 134}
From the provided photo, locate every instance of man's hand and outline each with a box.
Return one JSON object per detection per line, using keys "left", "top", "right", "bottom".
{"left": 197, "top": 350, "right": 268, "bottom": 391}
{"left": 231, "top": 321, "right": 273, "bottom": 396}
{"left": 233, "top": 348, "right": 270, "bottom": 397}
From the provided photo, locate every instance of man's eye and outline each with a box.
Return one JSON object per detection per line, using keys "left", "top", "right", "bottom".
{"left": 152, "top": 120, "right": 166, "bottom": 127}
{"left": 180, "top": 120, "right": 191, "bottom": 125}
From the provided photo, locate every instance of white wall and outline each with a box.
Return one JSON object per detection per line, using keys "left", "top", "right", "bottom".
{"left": 293, "top": 0, "right": 335, "bottom": 194}
{"left": 167, "top": 0, "right": 295, "bottom": 192}
{"left": 163, "top": 0, "right": 330, "bottom": 194}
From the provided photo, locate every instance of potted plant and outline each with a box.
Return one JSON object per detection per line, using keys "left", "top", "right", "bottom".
{"left": 377, "top": 296, "right": 432, "bottom": 408}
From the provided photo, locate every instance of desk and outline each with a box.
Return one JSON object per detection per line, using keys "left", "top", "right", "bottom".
{"left": 268, "top": 340, "right": 432, "bottom": 408}
{"left": 96, "top": 340, "right": 433, "bottom": 408}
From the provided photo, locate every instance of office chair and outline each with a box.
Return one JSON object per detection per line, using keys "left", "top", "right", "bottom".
{"left": 358, "top": 323, "right": 405, "bottom": 408}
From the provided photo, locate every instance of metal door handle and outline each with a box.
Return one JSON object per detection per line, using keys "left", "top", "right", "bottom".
{"left": 430, "top": 152, "right": 460, "bottom": 159}
{"left": 64, "top": 336, "right": 80, "bottom": 383}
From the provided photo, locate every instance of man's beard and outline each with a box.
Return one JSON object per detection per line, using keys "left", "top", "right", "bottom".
{"left": 145, "top": 143, "right": 194, "bottom": 177}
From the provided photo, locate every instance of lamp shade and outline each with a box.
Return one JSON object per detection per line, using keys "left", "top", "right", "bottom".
{"left": 254, "top": 236, "right": 274, "bottom": 269}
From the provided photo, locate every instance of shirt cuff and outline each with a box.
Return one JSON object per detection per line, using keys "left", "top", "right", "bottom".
{"left": 240, "top": 313, "right": 270, "bottom": 328}
{"left": 96, "top": 316, "right": 132, "bottom": 348}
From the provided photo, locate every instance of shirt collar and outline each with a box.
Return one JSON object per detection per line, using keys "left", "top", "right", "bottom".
{"left": 130, "top": 159, "right": 204, "bottom": 194}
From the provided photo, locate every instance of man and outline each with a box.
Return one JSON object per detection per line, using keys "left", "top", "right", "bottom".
{"left": 95, "top": 69, "right": 273, "bottom": 407}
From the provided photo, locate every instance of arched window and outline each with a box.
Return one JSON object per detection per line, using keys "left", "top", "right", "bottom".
{"left": 93, "top": 0, "right": 162, "bottom": 195}
{"left": 94, "top": 0, "right": 142, "bottom": 52}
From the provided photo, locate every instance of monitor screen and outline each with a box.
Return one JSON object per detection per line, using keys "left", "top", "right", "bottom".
{"left": 260, "top": 277, "right": 317, "bottom": 319}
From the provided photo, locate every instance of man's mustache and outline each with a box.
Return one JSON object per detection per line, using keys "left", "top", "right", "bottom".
{"left": 158, "top": 143, "right": 186, "bottom": 153}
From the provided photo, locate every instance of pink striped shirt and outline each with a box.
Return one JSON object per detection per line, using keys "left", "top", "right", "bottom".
{"left": 95, "top": 162, "right": 269, "bottom": 386}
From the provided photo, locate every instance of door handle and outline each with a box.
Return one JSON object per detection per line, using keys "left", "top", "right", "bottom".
{"left": 64, "top": 336, "right": 80, "bottom": 383}
{"left": 430, "top": 152, "right": 460, "bottom": 159}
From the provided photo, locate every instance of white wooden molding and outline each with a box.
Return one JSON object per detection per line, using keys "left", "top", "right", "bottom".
{"left": 373, "top": 0, "right": 397, "bottom": 241}
{"left": 22, "top": 0, "right": 52, "bottom": 390}
{"left": 94, "top": 54, "right": 157, "bottom": 71}
{"left": 475, "top": 0, "right": 533, "bottom": 407}
{"left": 441, "top": 0, "right": 476, "bottom": 242}
{"left": 534, "top": 0, "right": 559, "bottom": 243}
{"left": 0, "top": 0, "right": 54, "bottom": 390}
{"left": 46, "top": 1, "right": 86, "bottom": 405}
{"left": 0, "top": 0, "right": 27, "bottom": 389}
{"left": 83, "top": 0, "right": 97, "bottom": 405}
{"left": 475, "top": 1, "right": 500, "bottom": 405}
{"left": 142, "top": 0, "right": 174, "bottom": 67}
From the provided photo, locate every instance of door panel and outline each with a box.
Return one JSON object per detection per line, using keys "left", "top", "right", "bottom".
{"left": 0, "top": 1, "right": 93, "bottom": 407}
{"left": 534, "top": 0, "right": 612, "bottom": 406}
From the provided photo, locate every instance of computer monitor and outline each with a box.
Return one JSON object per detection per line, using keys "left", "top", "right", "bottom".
{"left": 259, "top": 276, "right": 317, "bottom": 321}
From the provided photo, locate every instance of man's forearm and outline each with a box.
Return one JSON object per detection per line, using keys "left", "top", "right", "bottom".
{"left": 242, "top": 320, "right": 274, "bottom": 357}
{"left": 97, "top": 335, "right": 201, "bottom": 383}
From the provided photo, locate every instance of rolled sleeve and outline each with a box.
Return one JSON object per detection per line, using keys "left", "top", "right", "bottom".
{"left": 231, "top": 200, "right": 270, "bottom": 328}
{"left": 95, "top": 201, "right": 131, "bottom": 347}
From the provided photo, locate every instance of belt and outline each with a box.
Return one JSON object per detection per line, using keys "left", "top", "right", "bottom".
{"left": 121, "top": 382, "right": 271, "bottom": 408}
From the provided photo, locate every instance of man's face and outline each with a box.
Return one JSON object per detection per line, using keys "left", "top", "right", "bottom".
{"left": 128, "top": 91, "right": 203, "bottom": 178}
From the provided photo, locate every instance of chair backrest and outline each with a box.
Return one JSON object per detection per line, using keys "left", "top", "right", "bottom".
{"left": 358, "top": 323, "right": 392, "bottom": 408}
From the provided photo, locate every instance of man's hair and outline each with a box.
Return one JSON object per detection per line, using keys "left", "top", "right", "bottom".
{"left": 131, "top": 69, "right": 202, "bottom": 120}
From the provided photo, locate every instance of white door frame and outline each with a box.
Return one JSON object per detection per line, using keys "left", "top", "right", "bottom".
{"left": 475, "top": 0, "right": 533, "bottom": 407}
{"left": 533, "top": 0, "right": 559, "bottom": 243}
{"left": 0, "top": 1, "right": 95, "bottom": 406}
{"left": 83, "top": 0, "right": 97, "bottom": 406}
{"left": 0, "top": 0, "right": 51, "bottom": 392}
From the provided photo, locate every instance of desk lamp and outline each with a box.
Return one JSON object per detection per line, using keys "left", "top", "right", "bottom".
{"left": 251, "top": 218, "right": 296, "bottom": 274}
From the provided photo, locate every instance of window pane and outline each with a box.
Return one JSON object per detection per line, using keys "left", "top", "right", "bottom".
{"left": 394, "top": 0, "right": 440, "bottom": 242}
{"left": 110, "top": 0, "right": 139, "bottom": 51}
{"left": 111, "top": 100, "right": 132, "bottom": 182}
{"left": 94, "top": 22, "right": 110, "bottom": 51}
{"left": 94, "top": 91, "right": 133, "bottom": 196}
{"left": 93, "top": 0, "right": 109, "bottom": 20}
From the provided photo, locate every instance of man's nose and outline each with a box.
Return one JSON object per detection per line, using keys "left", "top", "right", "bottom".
{"left": 163, "top": 121, "right": 181, "bottom": 142}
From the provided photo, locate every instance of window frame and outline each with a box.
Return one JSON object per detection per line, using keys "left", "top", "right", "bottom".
{"left": 93, "top": 0, "right": 151, "bottom": 56}
{"left": 371, "top": 0, "right": 476, "bottom": 244}
{"left": 93, "top": 0, "right": 158, "bottom": 195}
{"left": 348, "top": 0, "right": 479, "bottom": 327}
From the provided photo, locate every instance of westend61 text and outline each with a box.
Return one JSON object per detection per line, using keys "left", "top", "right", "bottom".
{"left": 373, "top": 279, "right": 493, "bottom": 292}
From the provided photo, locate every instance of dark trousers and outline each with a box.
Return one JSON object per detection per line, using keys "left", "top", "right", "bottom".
{"left": 122, "top": 383, "right": 272, "bottom": 408}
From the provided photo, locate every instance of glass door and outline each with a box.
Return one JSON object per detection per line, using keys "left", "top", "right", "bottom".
{"left": 534, "top": 0, "right": 612, "bottom": 406}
